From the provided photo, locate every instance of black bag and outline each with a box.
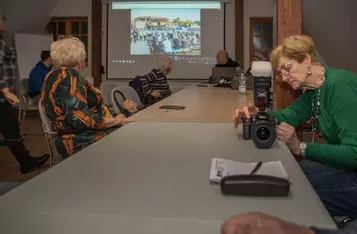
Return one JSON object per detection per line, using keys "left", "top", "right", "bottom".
{"left": 129, "top": 79, "right": 147, "bottom": 105}
{"left": 112, "top": 90, "right": 131, "bottom": 117}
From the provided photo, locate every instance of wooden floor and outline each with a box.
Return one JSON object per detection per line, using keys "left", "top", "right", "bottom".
{"left": 0, "top": 111, "right": 61, "bottom": 182}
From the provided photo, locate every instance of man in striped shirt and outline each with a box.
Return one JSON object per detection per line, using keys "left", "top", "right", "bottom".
{"left": 130, "top": 55, "right": 172, "bottom": 105}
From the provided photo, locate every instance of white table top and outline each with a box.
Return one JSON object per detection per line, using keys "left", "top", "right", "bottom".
{"left": 0, "top": 123, "right": 336, "bottom": 233}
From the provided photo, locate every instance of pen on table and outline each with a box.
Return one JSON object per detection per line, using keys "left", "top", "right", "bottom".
{"left": 250, "top": 161, "right": 263, "bottom": 175}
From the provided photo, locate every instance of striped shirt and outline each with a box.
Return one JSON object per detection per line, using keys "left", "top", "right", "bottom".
{"left": 139, "top": 69, "right": 171, "bottom": 98}
{"left": 0, "top": 34, "right": 17, "bottom": 98}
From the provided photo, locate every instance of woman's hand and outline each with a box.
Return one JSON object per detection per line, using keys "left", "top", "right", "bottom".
{"left": 276, "top": 122, "right": 301, "bottom": 156}
{"left": 112, "top": 114, "right": 126, "bottom": 127}
{"left": 233, "top": 103, "right": 258, "bottom": 128}
{"left": 150, "top": 90, "right": 161, "bottom": 98}
{"left": 221, "top": 212, "right": 314, "bottom": 234}
{"left": 104, "top": 114, "right": 126, "bottom": 128}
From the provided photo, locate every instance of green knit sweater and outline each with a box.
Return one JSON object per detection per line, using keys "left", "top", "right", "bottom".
{"left": 269, "top": 68, "right": 357, "bottom": 169}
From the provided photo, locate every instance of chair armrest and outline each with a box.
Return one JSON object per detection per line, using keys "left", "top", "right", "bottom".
{"left": 0, "top": 137, "right": 24, "bottom": 146}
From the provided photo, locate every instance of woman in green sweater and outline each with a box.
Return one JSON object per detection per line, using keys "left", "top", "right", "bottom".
{"left": 233, "top": 35, "right": 357, "bottom": 217}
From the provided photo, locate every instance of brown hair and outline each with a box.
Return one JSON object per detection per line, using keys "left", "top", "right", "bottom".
{"left": 270, "top": 35, "right": 318, "bottom": 71}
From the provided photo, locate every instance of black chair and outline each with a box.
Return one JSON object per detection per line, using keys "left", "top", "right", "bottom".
{"left": 335, "top": 216, "right": 356, "bottom": 229}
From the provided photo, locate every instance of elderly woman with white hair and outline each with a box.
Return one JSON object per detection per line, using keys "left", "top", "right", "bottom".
{"left": 130, "top": 55, "right": 172, "bottom": 105}
{"left": 41, "top": 38, "right": 125, "bottom": 158}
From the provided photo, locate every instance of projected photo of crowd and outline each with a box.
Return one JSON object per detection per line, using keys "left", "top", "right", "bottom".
{"left": 130, "top": 9, "right": 201, "bottom": 56}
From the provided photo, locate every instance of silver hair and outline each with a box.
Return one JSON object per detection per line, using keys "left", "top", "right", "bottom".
{"left": 50, "top": 38, "right": 87, "bottom": 68}
{"left": 157, "top": 55, "right": 173, "bottom": 71}
{"left": 217, "top": 50, "right": 229, "bottom": 59}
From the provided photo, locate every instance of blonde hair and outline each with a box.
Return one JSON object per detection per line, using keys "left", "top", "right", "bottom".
{"left": 50, "top": 38, "right": 86, "bottom": 68}
{"left": 157, "top": 55, "right": 173, "bottom": 71}
{"left": 270, "top": 35, "right": 318, "bottom": 71}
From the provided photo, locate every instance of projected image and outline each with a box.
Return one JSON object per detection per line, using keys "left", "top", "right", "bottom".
{"left": 130, "top": 8, "right": 201, "bottom": 56}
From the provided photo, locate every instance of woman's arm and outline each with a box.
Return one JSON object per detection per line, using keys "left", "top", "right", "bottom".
{"left": 305, "top": 83, "right": 357, "bottom": 169}
{"left": 55, "top": 70, "right": 115, "bottom": 130}
{"left": 268, "top": 91, "right": 313, "bottom": 128}
{"left": 140, "top": 72, "right": 157, "bottom": 97}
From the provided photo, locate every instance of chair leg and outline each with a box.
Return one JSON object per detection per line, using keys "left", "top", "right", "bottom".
{"left": 18, "top": 109, "right": 22, "bottom": 125}
{"left": 339, "top": 217, "right": 355, "bottom": 229}
{"left": 20, "top": 110, "right": 26, "bottom": 132}
{"left": 45, "top": 135, "right": 54, "bottom": 167}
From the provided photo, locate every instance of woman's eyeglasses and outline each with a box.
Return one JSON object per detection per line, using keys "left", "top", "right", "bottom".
{"left": 276, "top": 60, "right": 294, "bottom": 81}
{"left": 0, "top": 15, "right": 7, "bottom": 22}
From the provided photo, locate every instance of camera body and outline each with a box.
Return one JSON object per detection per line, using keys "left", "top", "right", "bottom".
{"left": 242, "top": 61, "right": 277, "bottom": 149}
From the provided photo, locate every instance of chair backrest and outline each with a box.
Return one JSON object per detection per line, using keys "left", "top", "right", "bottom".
{"left": 111, "top": 86, "right": 144, "bottom": 115}
{"left": 38, "top": 101, "right": 55, "bottom": 134}
{"left": 100, "top": 82, "right": 121, "bottom": 106}
{"left": 20, "top": 78, "right": 29, "bottom": 94}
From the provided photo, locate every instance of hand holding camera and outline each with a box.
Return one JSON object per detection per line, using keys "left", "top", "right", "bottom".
{"left": 234, "top": 61, "right": 277, "bottom": 149}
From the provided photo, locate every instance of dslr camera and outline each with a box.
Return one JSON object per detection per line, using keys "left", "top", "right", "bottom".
{"left": 241, "top": 61, "right": 277, "bottom": 149}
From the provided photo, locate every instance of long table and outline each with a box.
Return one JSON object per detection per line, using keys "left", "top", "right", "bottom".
{"left": 122, "top": 85, "right": 254, "bottom": 125}
{"left": 0, "top": 123, "right": 336, "bottom": 234}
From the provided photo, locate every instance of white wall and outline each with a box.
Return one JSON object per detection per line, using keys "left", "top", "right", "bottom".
{"left": 303, "top": 0, "right": 357, "bottom": 73}
{"left": 243, "top": 0, "right": 274, "bottom": 70}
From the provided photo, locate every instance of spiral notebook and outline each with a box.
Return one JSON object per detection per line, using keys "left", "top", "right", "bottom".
{"left": 209, "top": 158, "right": 289, "bottom": 183}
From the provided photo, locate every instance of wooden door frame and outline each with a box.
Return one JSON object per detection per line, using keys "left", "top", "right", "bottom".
{"left": 249, "top": 17, "right": 273, "bottom": 63}
{"left": 235, "top": 0, "right": 244, "bottom": 66}
{"left": 274, "top": 0, "right": 303, "bottom": 110}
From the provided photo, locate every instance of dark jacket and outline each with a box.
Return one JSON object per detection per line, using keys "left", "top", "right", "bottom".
{"left": 215, "top": 58, "right": 239, "bottom": 68}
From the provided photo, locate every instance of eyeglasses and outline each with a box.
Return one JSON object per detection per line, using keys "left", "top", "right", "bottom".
{"left": 276, "top": 60, "right": 294, "bottom": 81}
{"left": 0, "top": 15, "right": 7, "bottom": 22}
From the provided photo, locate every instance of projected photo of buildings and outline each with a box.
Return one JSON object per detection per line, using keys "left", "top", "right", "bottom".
{"left": 130, "top": 8, "right": 201, "bottom": 56}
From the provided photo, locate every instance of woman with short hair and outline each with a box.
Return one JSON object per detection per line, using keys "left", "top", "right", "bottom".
{"left": 41, "top": 38, "right": 125, "bottom": 158}
{"left": 233, "top": 35, "right": 357, "bottom": 217}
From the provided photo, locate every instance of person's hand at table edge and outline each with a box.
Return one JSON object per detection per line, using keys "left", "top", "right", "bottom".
{"left": 221, "top": 212, "right": 315, "bottom": 234}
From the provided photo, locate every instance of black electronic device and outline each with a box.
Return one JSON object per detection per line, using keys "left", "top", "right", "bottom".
{"left": 220, "top": 174, "right": 290, "bottom": 196}
{"left": 240, "top": 61, "right": 277, "bottom": 149}
{"left": 159, "top": 105, "right": 186, "bottom": 110}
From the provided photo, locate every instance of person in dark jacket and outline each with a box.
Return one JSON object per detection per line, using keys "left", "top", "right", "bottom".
{"left": 208, "top": 50, "right": 239, "bottom": 84}
{"left": 28, "top": 50, "right": 52, "bottom": 103}
{"left": 215, "top": 50, "right": 239, "bottom": 68}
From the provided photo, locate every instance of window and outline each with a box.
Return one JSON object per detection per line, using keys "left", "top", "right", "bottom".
{"left": 250, "top": 17, "right": 273, "bottom": 62}
{"left": 46, "top": 17, "right": 88, "bottom": 50}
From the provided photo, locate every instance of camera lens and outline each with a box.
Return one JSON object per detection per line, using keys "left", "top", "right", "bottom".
{"left": 257, "top": 127, "right": 270, "bottom": 140}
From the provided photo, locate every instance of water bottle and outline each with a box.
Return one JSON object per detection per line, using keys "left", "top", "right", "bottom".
{"left": 238, "top": 68, "right": 246, "bottom": 95}
{"left": 232, "top": 70, "right": 240, "bottom": 90}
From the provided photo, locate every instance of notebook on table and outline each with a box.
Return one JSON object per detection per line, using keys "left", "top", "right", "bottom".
{"left": 209, "top": 158, "right": 289, "bottom": 183}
